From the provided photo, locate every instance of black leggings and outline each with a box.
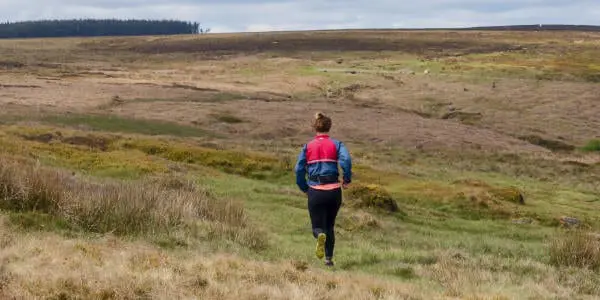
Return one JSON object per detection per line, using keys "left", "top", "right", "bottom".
{"left": 308, "top": 188, "right": 342, "bottom": 258}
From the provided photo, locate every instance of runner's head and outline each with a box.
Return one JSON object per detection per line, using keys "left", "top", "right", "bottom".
{"left": 313, "top": 112, "right": 332, "bottom": 133}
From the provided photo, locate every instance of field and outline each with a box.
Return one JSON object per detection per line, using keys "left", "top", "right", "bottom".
{"left": 0, "top": 30, "right": 600, "bottom": 299}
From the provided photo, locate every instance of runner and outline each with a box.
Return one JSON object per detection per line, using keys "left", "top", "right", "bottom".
{"left": 294, "top": 112, "right": 352, "bottom": 266}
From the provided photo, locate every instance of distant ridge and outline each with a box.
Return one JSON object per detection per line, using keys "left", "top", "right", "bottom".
{"left": 459, "top": 24, "right": 600, "bottom": 31}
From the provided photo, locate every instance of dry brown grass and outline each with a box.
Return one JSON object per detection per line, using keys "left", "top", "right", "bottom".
{"left": 0, "top": 229, "right": 598, "bottom": 299}
{"left": 0, "top": 230, "right": 425, "bottom": 299}
{"left": 0, "top": 156, "right": 258, "bottom": 242}
{"left": 549, "top": 230, "right": 600, "bottom": 270}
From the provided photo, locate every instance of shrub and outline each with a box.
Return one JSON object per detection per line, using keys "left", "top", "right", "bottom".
{"left": 346, "top": 184, "right": 399, "bottom": 212}
{"left": 549, "top": 230, "right": 600, "bottom": 270}
{"left": 582, "top": 140, "right": 600, "bottom": 152}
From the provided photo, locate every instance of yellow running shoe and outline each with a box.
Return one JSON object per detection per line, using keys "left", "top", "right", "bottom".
{"left": 316, "top": 233, "right": 326, "bottom": 259}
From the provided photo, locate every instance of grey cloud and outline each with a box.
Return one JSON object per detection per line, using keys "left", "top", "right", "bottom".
{"left": 0, "top": 0, "right": 599, "bottom": 32}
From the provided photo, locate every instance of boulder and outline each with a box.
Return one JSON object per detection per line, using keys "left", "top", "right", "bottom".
{"left": 559, "top": 216, "right": 581, "bottom": 228}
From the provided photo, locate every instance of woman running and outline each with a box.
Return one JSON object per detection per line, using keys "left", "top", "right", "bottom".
{"left": 294, "top": 112, "right": 352, "bottom": 266}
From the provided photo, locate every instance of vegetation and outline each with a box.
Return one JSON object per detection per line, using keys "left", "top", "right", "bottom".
{"left": 0, "top": 156, "right": 260, "bottom": 242}
{"left": 0, "top": 29, "right": 598, "bottom": 298}
{"left": 0, "top": 19, "right": 200, "bottom": 38}
{"left": 582, "top": 139, "right": 600, "bottom": 152}
{"left": 345, "top": 184, "right": 400, "bottom": 212}
{"left": 41, "top": 114, "right": 209, "bottom": 138}
{"left": 549, "top": 230, "right": 600, "bottom": 269}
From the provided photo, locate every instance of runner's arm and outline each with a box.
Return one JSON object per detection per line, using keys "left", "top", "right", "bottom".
{"left": 338, "top": 142, "right": 352, "bottom": 184}
{"left": 294, "top": 145, "right": 309, "bottom": 193}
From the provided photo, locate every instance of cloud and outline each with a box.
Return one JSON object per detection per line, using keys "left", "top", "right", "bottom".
{"left": 0, "top": 0, "right": 599, "bottom": 33}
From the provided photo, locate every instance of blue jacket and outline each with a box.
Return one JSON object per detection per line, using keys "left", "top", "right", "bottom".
{"left": 294, "top": 134, "right": 352, "bottom": 192}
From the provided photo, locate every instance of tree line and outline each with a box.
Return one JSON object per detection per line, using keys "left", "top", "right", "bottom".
{"left": 0, "top": 19, "right": 203, "bottom": 38}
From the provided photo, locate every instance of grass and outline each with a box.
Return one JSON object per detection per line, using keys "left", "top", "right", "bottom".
{"left": 2, "top": 119, "right": 595, "bottom": 296}
{"left": 0, "top": 31, "right": 600, "bottom": 298}
{"left": 41, "top": 114, "right": 209, "bottom": 137}
{"left": 582, "top": 139, "right": 600, "bottom": 152}
{"left": 120, "top": 138, "right": 290, "bottom": 179}
{"left": 549, "top": 229, "right": 600, "bottom": 269}
{"left": 518, "top": 135, "right": 575, "bottom": 152}
{"left": 0, "top": 155, "right": 264, "bottom": 251}
{"left": 0, "top": 121, "right": 599, "bottom": 298}
{"left": 210, "top": 112, "right": 245, "bottom": 124}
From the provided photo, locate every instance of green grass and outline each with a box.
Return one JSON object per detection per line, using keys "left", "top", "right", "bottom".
{"left": 582, "top": 139, "right": 600, "bottom": 152}
{"left": 0, "top": 122, "right": 599, "bottom": 297}
{"left": 41, "top": 114, "right": 209, "bottom": 137}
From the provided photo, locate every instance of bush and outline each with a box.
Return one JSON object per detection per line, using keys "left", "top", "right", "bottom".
{"left": 346, "top": 184, "right": 399, "bottom": 212}
{"left": 582, "top": 140, "right": 600, "bottom": 152}
{"left": 549, "top": 230, "right": 600, "bottom": 270}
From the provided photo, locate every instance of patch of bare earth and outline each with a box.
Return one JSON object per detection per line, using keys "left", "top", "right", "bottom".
{"left": 363, "top": 75, "right": 600, "bottom": 146}
{"left": 0, "top": 74, "right": 214, "bottom": 111}
{"left": 107, "top": 97, "right": 547, "bottom": 153}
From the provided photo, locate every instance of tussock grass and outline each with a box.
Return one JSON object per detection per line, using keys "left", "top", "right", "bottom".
{"left": 549, "top": 230, "right": 600, "bottom": 270}
{"left": 0, "top": 157, "right": 261, "bottom": 246}
{"left": 346, "top": 184, "right": 399, "bottom": 213}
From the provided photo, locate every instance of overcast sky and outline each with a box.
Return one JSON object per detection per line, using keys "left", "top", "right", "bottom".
{"left": 1, "top": 0, "right": 599, "bottom": 33}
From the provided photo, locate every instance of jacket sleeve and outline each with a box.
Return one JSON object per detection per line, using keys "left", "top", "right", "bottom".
{"left": 338, "top": 142, "right": 352, "bottom": 184}
{"left": 294, "top": 145, "right": 309, "bottom": 193}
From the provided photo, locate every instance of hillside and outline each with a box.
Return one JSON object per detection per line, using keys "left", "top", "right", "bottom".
{"left": 464, "top": 24, "right": 600, "bottom": 31}
{"left": 0, "top": 30, "right": 599, "bottom": 299}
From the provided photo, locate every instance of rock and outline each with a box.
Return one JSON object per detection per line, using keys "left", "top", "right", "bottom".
{"left": 559, "top": 216, "right": 581, "bottom": 228}
{"left": 512, "top": 218, "right": 533, "bottom": 225}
